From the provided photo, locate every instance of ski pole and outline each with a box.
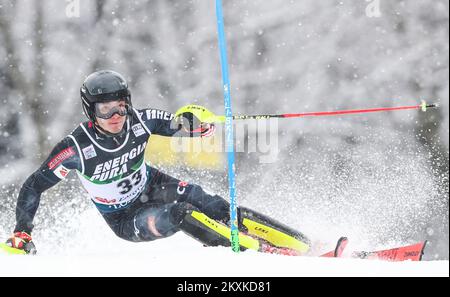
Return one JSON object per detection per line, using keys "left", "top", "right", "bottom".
{"left": 218, "top": 101, "right": 438, "bottom": 122}
{"left": 175, "top": 101, "right": 438, "bottom": 124}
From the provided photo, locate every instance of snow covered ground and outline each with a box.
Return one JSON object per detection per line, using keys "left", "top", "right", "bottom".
{"left": 1, "top": 234, "right": 448, "bottom": 277}
{"left": 0, "top": 210, "right": 448, "bottom": 277}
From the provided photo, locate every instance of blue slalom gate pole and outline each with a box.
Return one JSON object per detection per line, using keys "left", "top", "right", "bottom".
{"left": 215, "top": 0, "right": 240, "bottom": 252}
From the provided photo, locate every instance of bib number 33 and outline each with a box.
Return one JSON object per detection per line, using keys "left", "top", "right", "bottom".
{"left": 117, "top": 171, "right": 142, "bottom": 194}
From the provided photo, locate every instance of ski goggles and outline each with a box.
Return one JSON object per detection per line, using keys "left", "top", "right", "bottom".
{"left": 95, "top": 101, "right": 129, "bottom": 119}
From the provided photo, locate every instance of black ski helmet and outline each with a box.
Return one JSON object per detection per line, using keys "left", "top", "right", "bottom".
{"left": 80, "top": 70, "right": 132, "bottom": 122}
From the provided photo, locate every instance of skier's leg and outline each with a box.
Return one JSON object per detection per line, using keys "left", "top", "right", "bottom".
{"left": 144, "top": 168, "right": 311, "bottom": 253}
{"left": 108, "top": 200, "right": 260, "bottom": 251}
{"left": 176, "top": 181, "right": 311, "bottom": 253}
{"left": 144, "top": 168, "right": 230, "bottom": 222}
{"left": 102, "top": 202, "right": 181, "bottom": 242}
{"left": 103, "top": 201, "right": 212, "bottom": 242}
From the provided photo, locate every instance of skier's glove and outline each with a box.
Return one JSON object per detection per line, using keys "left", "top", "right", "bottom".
{"left": 174, "top": 105, "right": 217, "bottom": 137}
{"left": 199, "top": 122, "right": 216, "bottom": 137}
{"left": 6, "top": 231, "right": 37, "bottom": 255}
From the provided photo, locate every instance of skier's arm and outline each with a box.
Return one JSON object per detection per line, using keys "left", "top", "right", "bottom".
{"left": 14, "top": 137, "right": 82, "bottom": 234}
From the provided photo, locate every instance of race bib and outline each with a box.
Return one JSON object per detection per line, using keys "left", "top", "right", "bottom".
{"left": 77, "top": 161, "right": 147, "bottom": 212}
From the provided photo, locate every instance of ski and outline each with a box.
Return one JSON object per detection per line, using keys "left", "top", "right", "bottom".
{"left": 0, "top": 243, "right": 27, "bottom": 255}
{"left": 260, "top": 236, "right": 349, "bottom": 257}
{"left": 351, "top": 241, "right": 427, "bottom": 262}
{"left": 320, "top": 237, "right": 349, "bottom": 258}
{"left": 259, "top": 243, "right": 302, "bottom": 256}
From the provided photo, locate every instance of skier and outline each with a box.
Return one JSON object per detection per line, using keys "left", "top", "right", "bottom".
{"left": 4, "top": 70, "right": 310, "bottom": 256}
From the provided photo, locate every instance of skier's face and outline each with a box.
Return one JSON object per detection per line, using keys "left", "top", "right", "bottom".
{"left": 95, "top": 100, "right": 127, "bottom": 134}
